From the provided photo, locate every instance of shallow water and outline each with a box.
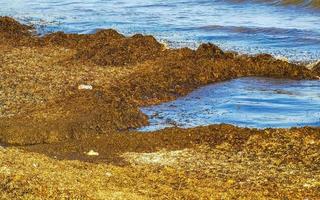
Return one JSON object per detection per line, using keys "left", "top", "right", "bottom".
{"left": 139, "top": 77, "right": 320, "bottom": 131}
{"left": 1, "top": 0, "right": 320, "bottom": 62}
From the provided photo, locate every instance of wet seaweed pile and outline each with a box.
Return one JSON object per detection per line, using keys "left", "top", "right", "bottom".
{"left": 314, "top": 62, "right": 320, "bottom": 73}
{"left": 1, "top": 17, "right": 319, "bottom": 145}
{"left": 0, "top": 17, "right": 319, "bottom": 199}
{"left": 1, "top": 125, "right": 320, "bottom": 199}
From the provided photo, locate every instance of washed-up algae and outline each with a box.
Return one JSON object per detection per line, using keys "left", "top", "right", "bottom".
{"left": 313, "top": 62, "right": 320, "bottom": 74}
{"left": 0, "top": 17, "right": 318, "bottom": 145}
{"left": 1, "top": 126, "right": 320, "bottom": 199}
{"left": 0, "top": 17, "right": 320, "bottom": 199}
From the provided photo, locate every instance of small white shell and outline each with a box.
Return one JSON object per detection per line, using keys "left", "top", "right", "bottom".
{"left": 86, "top": 150, "right": 99, "bottom": 156}
{"left": 78, "top": 84, "right": 93, "bottom": 90}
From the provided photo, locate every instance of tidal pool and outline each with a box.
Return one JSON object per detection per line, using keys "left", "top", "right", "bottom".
{"left": 139, "top": 77, "right": 320, "bottom": 131}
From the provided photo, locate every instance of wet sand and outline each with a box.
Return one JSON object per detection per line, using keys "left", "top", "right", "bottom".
{"left": 0, "top": 17, "right": 320, "bottom": 199}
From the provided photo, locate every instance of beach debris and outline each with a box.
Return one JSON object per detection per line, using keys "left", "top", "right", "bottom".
{"left": 78, "top": 84, "right": 93, "bottom": 90}
{"left": 86, "top": 150, "right": 99, "bottom": 156}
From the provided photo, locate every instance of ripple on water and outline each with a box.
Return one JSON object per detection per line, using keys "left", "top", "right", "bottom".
{"left": 139, "top": 77, "right": 320, "bottom": 131}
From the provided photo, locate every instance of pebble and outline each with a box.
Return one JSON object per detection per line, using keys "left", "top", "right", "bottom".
{"left": 86, "top": 150, "right": 99, "bottom": 156}
{"left": 78, "top": 84, "right": 93, "bottom": 90}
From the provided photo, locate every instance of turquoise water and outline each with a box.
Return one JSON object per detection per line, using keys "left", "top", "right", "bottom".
{"left": 139, "top": 78, "right": 320, "bottom": 131}
{"left": 0, "top": 0, "right": 320, "bottom": 62}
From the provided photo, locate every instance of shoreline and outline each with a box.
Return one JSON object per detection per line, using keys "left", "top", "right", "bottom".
{"left": 0, "top": 16, "right": 319, "bottom": 144}
{"left": 0, "top": 16, "right": 320, "bottom": 199}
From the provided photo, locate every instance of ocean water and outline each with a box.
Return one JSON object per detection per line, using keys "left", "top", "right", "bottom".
{"left": 0, "top": 0, "right": 320, "bottom": 62}
{"left": 139, "top": 77, "right": 320, "bottom": 131}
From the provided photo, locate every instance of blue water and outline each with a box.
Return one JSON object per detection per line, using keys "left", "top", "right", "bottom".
{"left": 0, "top": 0, "right": 320, "bottom": 62}
{"left": 139, "top": 78, "right": 320, "bottom": 131}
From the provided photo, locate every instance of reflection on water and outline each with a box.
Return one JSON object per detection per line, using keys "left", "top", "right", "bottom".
{"left": 0, "top": 0, "right": 320, "bottom": 62}
{"left": 139, "top": 77, "right": 320, "bottom": 131}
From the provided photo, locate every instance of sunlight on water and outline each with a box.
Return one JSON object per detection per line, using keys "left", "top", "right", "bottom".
{"left": 0, "top": 0, "right": 320, "bottom": 62}
{"left": 139, "top": 77, "right": 320, "bottom": 131}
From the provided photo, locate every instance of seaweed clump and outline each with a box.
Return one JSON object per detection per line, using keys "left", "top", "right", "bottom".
{"left": 0, "top": 89, "right": 148, "bottom": 145}
{"left": 0, "top": 17, "right": 319, "bottom": 145}
{"left": 42, "top": 29, "right": 165, "bottom": 66}
{"left": 0, "top": 17, "right": 38, "bottom": 46}
{"left": 112, "top": 44, "right": 316, "bottom": 105}
{"left": 313, "top": 62, "right": 320, "bottom": 75}
{"left": 73, "top": 33, "right": 165, "bottom": 66}
{"left": 1, "top": 125, "right": 319, "bottom": 199}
